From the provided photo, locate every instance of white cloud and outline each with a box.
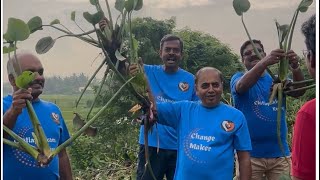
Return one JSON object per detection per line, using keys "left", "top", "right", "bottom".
{"left": 145, "top": 0, "right": 212, "bottom": 9}
{"left": 54, "top": 0, "right": 213, "bottom": 9}
{"left": 249, "top": 0, "right": 311, "bottom": 10}
{"left": 20, "top": 0, "right": 313, "bottom": 10}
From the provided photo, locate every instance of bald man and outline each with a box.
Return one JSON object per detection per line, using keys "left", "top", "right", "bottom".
{"left": 150, "top": 67, "right": 252, "bottom": 180}
{"left": 3, "top": 52, "right": 73, "bottom": 180}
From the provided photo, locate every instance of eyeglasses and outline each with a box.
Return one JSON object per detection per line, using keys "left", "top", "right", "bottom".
{"left": 302, "top": 50, "right": 311, "bottom": 59}
{"left": 243, "top": 48, "right": 264, "bottom": 57}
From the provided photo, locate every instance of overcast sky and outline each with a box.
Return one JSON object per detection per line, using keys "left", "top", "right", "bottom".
{"left": 2, "top": 0, "right": 317, "bottom": 82}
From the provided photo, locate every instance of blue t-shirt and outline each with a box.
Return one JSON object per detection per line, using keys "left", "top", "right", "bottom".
{"left": 157, "top": 101, "right": 252, "bottom": 180}
{"left": 230, "top": 72, "right": 290, "bottom": 158}
{"left": 139, "top": 65, "right": 198, "bottom": 150}
{"left": 3, "top": 95, "right": 70, "bottom": 180}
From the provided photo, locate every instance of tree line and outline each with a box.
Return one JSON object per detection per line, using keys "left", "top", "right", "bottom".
{"left": 3, "top": 73, "right": 97, "bottom": 95}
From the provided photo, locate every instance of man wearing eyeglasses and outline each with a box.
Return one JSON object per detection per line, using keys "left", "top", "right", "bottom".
{"left": 291, "top": 14, "right": 316, "bottom": 180}
{"left": 230, "top": 39, "right": 305, "bottom": 180}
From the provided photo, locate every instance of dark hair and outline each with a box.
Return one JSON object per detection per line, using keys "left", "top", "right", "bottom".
{"left": 301, "top": 14, "right": 316, "bottom": 56}
{"left": 195, "top": 67, "right": 224, "bottom": 84}
{"left": 160, "top": 34, "right": 184, "bottom": 53}
{"left": 240, "top": 39, "right": 265, "bottom": 57}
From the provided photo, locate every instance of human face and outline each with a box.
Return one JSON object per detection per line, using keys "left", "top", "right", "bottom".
{"left": 159, "top": 40, "right": 182, "bottom": 72}
{"left": 196, "top": 70, "right": 223, "bottom": 108}
{"left": 242, "top": 43, "right": 266, "bottom": 70}
{"left": 18, "top": 54, "right": 45, "bottom": 100}
{"left": 303, "top": 49, "right": 315, "bottom": 79}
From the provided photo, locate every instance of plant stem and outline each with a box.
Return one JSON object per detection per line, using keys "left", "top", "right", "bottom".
{"left": 3, "top": 138, "right": 23, "bottom": 150}
{"left": 284, "top": 84, "right": 315, "bottom": 94}
{"left": 3, "top": 126, "right": 39, "bottom": 159}
{"left": 26, "top": 100, "right": 51, "bottom": 156}
{"left": 290, "top": 79, "right": 314, "bottom": 85}
{"left": 50, "top": 76, "right": 135, "bottom": 157}
{"left": 86, "top": 66, "right": 110, "bottom": 119}
{"left": 94, "top": 26, "right": 150, "bottom": 107}
{"left": 75, "top": 58, "right": 106, "bottom": 108}
{"left": 104, "top": 0, "right": 114, "bottom": 32}
{"left": 42, "top": 25, "right": 99, "bottom": 46}
{"left": 241, "top": 15, "right": 276, "bottom": 80}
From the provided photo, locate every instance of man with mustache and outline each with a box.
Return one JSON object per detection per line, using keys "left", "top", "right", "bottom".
{"left": 129, "top": 34, "right": 198, "bottom": 180}
{"left": 3, "top": 52, "right": 73, "bottom": 180}
{"left": 230, "top": 40, "right": 305, "bottom": 179}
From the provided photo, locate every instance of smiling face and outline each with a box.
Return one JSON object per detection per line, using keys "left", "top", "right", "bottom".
{"left": 10, "top": 53, "right": 45, "bottom": 100}
{"left": 241, "top": 43, "right": 266, "bottom": 70}
{"left": 159, "top": 39, "right": 182, "bottom": 72}
{"left": 195, "top": 68, "right": 223, "bottom": 108}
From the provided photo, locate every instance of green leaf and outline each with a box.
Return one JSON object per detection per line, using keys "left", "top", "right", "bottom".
{"left": 27, "top": 16, "right": 43, "bottom": 33}
{"left": 6, "top": 18, "right": 30, "bottom": 41}
{"left": 134, "top": 0, "right": 143, "bottom": 10}
{"left": 115, "top": 49, "right": 127, "bottom": 61}
{"left": 275, "top": 20, "right": 290, "bottom": 46}
{"left": 115, "top": 0, "right": 126, "bottom": 12}
{"left": 3, "top": 33, "right": 13, "bottom": 42}
{"left": 125, "top": 0, "right": 135, "bottom": 12}
{"left": 3, "top": 45, "right": 17, "bottom": 54}
{"left": 35, "top": 36, "right": 55, "bottom": 54}
{"left": 132, "top": 36, "right": 139, "bottom": 60}
{"left": 89, "top": 0, "right": 98, "bottom": 5}
{"left": 132, "top": 72, "right": 147, "bottom": 87}
{"left": 298, "top": 0, "right": 313, "bottom": 12}
{"left": 83, "top": 11, "right": 104, "bottom": 25}
{"left": 103, "top": 25, "right": 113, "bottom": 41}
{"left": 15, "top": 71, "right": 36, "bottom": 89}
{"left": 71, "top": 11, "right": 76, "bottom": 21}
{"left": 233, "top": 0, "right": 251, "bottom": 16}
{"left": 83, "top": 12, "right": 93, "bottom": 24}
{"left": 31, "top": 132, "right": 40, "bottom": 148}
{"left": 50, "top": 19, "right": 60, "bottom": 25}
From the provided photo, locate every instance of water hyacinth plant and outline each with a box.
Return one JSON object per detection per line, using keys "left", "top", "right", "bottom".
{"left": 3, "top": 0, "right": 156, "bottom": 178}
{"left": 233, "top": 0, "right": 315, "bottom": 178}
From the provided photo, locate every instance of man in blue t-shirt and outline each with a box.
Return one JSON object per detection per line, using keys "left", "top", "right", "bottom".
{"left": 3, "top": 52, "right": 73, "bottom": 180}
{"left": 129, "top": 34, "right": 198, "bottom": 180}
{"left": 230, "top": 40, "right": 305, "bottom": 180}
{"left": 149, "top": 67, "right": 252, "bottom": 179}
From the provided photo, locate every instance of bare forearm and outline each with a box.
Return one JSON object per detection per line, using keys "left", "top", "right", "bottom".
{"left": 59, "top": 149, "right": 73, "bottom": 180}
{"left": 237, "top": 151, "right": 251, "bottom": 180}
{"left": 236, "top": 62, "right": 267, "bottom": 94}
{"left": 288, "top": 68, "right": 305, "bottom": 97}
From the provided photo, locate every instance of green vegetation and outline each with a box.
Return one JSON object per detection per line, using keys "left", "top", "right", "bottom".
{"left": 41, "top": 94, "right": 95, "bottom": 131}
{"left": 3, "top": 0, "right": 315, "bottom": 178}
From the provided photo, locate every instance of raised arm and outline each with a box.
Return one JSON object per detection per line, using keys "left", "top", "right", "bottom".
{"left": 286, "top": 50, "right": 305, "bottom": 97}
{"left": 236, "top": 49, "right": 284, "bottom": 94}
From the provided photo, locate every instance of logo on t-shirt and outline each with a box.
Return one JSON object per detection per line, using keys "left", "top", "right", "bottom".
{"left": 51, "top": 113, "right": 60, "bottom": 124}
{"left": 178, "top": 82, "right": 189, "bottom": 92}
{"left": 183, "top": 128, "right": 215, "bottom": 164}
{"left": 221, "top": 120, "right": 235, "bottom": 132}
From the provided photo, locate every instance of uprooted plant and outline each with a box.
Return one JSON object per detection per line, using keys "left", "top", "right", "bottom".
{"left": 3, "top": 0, "right": 157, "bottom": 178}
{"left": 233, "top": 0, "right": 314, "bottom": 178}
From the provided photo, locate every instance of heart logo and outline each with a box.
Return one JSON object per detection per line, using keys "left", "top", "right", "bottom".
{"left": 221, "top": 120, "right": 235, "bottom": 132}
{"left": 178, "top": 82, "right": 189, "bottom": 92}
{"left": 51, "top": 112, "right": 60, "bottom": 124}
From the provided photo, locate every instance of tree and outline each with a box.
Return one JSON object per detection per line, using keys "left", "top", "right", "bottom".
{"left": 132, "top": 17, "right": 176, "bottom": 65}
{"left": 176, "top": 28, "right": 244, "bottom": 91}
